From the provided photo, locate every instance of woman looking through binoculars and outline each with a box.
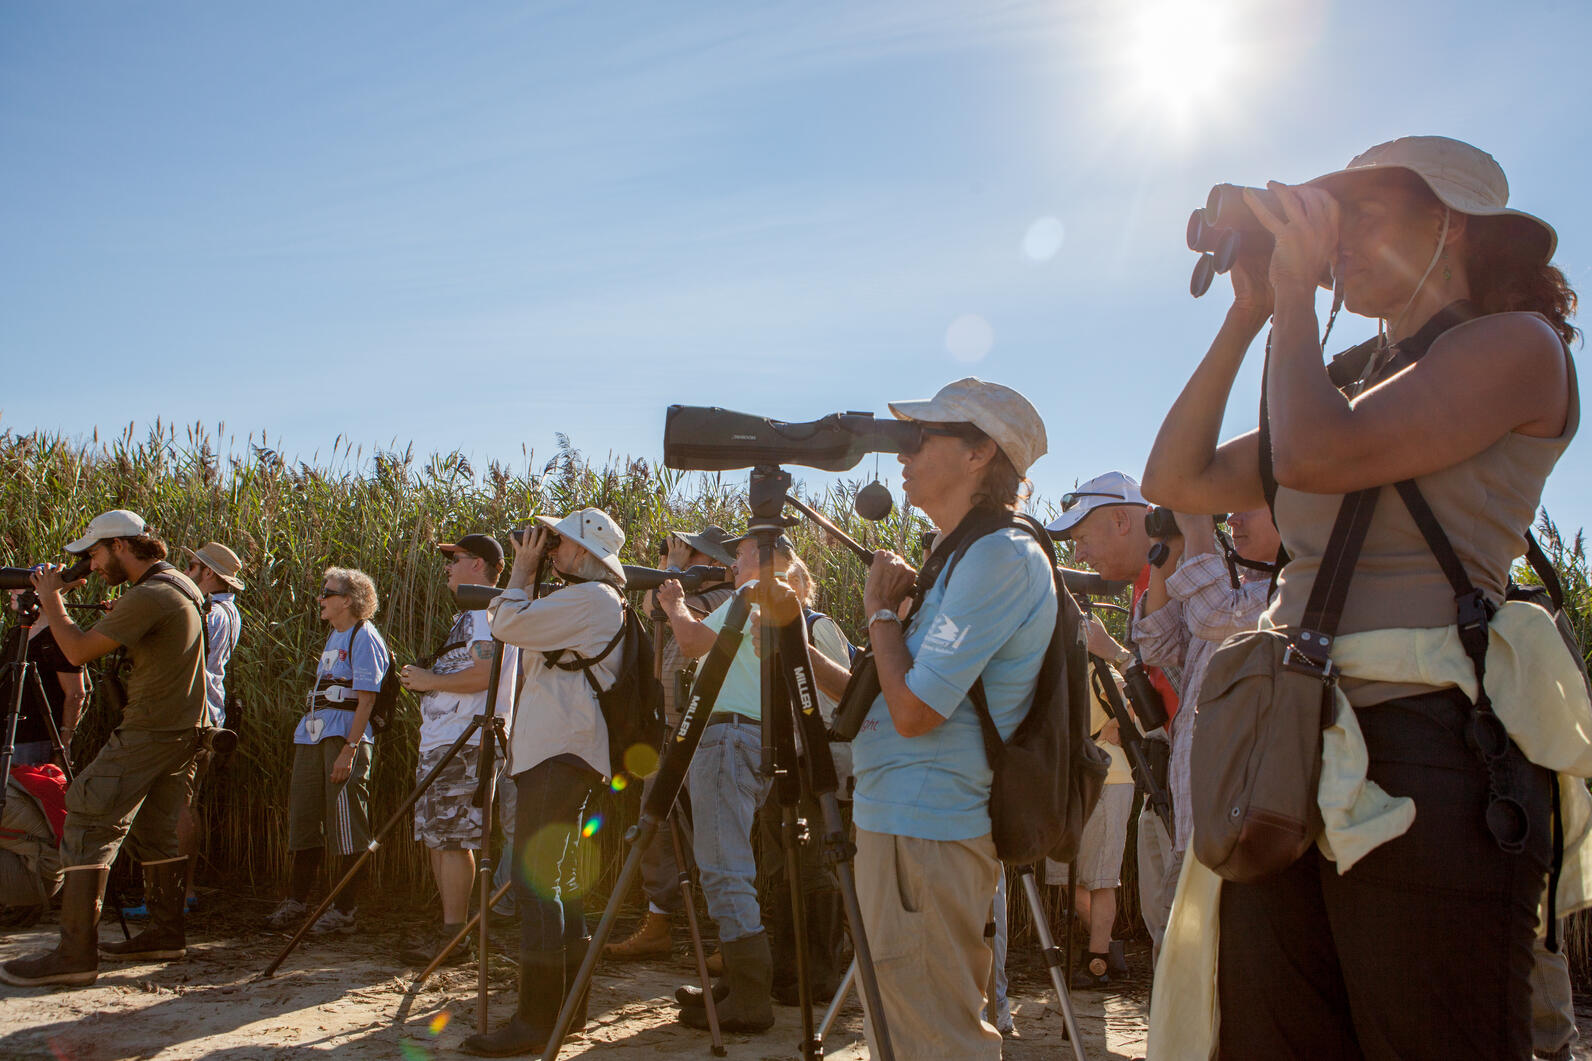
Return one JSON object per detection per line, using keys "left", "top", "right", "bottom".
{"left": 1143, "top": 136, "right": 1579, "bottom": 1058}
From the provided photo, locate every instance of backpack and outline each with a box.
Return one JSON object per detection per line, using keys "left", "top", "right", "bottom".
{"left": 351, "top": 620, "right": 402, "bottom": 735}
{"left": 804, "top": 609, "right": 856, "bottom": 664}
{"left": 548, "top": 591, "right": 666, "bottom": 781}
{"left": 918, "top": 510, "right": 1111, "bottom": 865}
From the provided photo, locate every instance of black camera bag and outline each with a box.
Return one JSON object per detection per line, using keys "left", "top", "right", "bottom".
{"left": 922, "top": 511, "right": 1110, "bottom": 865}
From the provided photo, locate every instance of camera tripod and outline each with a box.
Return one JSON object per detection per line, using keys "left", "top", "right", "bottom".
{"left": 261, "top": 638, "right": 513, "bottom": 1033}
{"left": 545, "top": 464, "right": 895, "bottom": 1061}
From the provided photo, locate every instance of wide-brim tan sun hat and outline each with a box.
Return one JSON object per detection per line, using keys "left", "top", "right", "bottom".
{"left": 184, "top": 542, "right": 246, "bottom": 591}
{"left": 1305, "top": 135, "right": 1556, "bottom": 264}
{"left": 887, "top": 377, "right": 1048, "bottom": 477}
{"left": 534, "top": 507, "right": 627, "bottom": 583}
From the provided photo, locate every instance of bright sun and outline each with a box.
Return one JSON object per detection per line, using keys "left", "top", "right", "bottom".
{"left": 1112, "top": 0, "right": 1243, "bottom": 132}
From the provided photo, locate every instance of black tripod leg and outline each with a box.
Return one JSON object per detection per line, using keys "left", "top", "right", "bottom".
{"left": 669, "top": 806, "right": 726, "bottom": 1056}
{"left": 541, "top": 589, "right": 753, "bottom": 1061}
{"left": 1019, "top": 866, "right": 1088, "bottom": 1061}
{"left": 260, "top": 715, "right": 489, "bottom": 979}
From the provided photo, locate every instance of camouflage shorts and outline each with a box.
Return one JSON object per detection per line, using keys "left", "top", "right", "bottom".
{"left": 412, "top": 745, "right": 485, "bottom": 850}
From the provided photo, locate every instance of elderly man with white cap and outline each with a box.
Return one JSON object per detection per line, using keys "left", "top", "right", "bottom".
{"left": 804, "top": 377, "right": 1056, "bottom": 1059}
{"left": 463, "top": 507, "right": 628, "bottom": 1056}
{"left": 1, "top": 510, "right": 208, "bottom": 988}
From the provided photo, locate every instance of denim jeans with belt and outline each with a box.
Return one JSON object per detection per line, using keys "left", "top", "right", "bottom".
{"left": 512, "top": 756, "right": 597, "bottom": 953}
{"left": 689, "top": 720, "right": 770, "bottom": 943}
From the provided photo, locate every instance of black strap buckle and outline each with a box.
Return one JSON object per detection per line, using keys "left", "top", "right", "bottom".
{"left": 1283, "top": 632, "right": 1338, "bottom": 681}
{"left": 1456, "top": 589, "right": 1495, "bottom": 661}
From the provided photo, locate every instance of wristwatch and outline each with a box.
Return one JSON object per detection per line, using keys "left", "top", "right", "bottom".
{"left": 867, "top": 609, "right": 901, "bottom": 629}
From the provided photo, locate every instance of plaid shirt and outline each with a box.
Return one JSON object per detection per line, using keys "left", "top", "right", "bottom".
{"left": 1138, "top": 550, "right": 1271, "bottom": 851}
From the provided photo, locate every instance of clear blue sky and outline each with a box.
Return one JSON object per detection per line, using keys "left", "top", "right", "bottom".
{"left": 4, "top": 1, "right": 1589, "bottom": 540}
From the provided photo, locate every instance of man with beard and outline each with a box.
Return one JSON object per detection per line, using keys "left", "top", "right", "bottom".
{"left": 1, "top": 510, "right": 208, "bottom": 987}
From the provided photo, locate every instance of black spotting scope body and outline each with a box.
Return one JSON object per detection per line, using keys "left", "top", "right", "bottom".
{"left": 0, "top": 557, "right": 94, "bottom": 592}
{"left": 663, "top": 405, "right": 921, "bottom": 473}
{"left": 620, "top": 564, "right": 730, "bottom": 592}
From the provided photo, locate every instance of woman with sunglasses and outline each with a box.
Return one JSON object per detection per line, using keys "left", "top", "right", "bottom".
{"left": 1143, "top": 137, "right": 1578, "bottom": 1057}
{"left": 266, "top": 567, "right": 390, "bottom": 936}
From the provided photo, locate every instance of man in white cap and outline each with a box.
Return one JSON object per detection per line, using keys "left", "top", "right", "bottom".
{"left": 1, "top": 510, "right": 208, "bottom": 987}
{"left": 804, "top": 377, "right": 1056, "bottom": 1059}
{"left": 1046, "top": 472, "right": 1184, "bottom": 957}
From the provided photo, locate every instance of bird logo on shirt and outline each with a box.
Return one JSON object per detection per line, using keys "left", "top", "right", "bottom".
{"left": 923, "top": 613, "right": 969, "bottom": 652}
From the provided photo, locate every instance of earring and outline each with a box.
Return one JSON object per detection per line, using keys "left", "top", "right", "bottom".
{"left": 1441, "top": 249, "right": 1452, "bottom": 283}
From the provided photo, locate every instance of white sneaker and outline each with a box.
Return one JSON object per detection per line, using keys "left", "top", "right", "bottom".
{"left": 265, "top": 897, "right": 308, "bottom": 929}
{"left": 311, "top": 906, "right": 357, "bottom": 935}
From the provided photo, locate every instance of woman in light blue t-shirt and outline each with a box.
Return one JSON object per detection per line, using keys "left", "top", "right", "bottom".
{"left": 266, "top": 566, "right": 389, "bottom": 936}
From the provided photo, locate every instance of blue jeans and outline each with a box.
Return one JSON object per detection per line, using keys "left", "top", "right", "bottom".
{"left": 689, "top": 721, "right": 770, "bottom": 943}
{"left": 512, "top": 757, "right": 596, "bottom": 953}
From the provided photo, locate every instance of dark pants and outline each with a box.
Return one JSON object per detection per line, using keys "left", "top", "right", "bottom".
{"left": 1217, "top": 688, "right": 1551, "bottom": 1061}
{"left": 512, "top": 757, "right": 597, "bottom": 953}
{"left": 756, "top": 789, "right": 850, "bottom": 996}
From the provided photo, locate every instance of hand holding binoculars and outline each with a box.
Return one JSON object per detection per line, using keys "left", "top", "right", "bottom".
{"left": 1186, "top": 183, "right": 1334, "bottom": 298}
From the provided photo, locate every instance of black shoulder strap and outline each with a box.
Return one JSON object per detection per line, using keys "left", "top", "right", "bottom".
{"left": 545, "top": 586, "right": 628, "bottom": 691}
{"left": 1524, "top": 531, "right": 1566, "bottom": 613}
{"left": 1293, "top": 487, "right": 1381, "bottom": 663}
{"left": 144, "top": 569, "right": 210, "bottom": 658}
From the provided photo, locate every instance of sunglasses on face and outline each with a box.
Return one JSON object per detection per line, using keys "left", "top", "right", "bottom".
{"left": 318, "top": 588, "right": 344, "bottom": 599}
{"left": 1060, "top": 490, "right": 1126, "bottom": 512}
{"left": 899, "top": 422, "right": 986, "bottom": 455}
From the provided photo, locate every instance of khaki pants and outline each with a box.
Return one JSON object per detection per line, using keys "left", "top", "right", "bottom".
{"left": 1532, "top": 921, "right": 1578, "bottom": 1058}
{"left": 1136, "top": 802, "right": 1175, "bottom": 956}
{"left": 62, "top": 728, "right": 200, "bottom": 869}
{"left": 856, "top": 829, "right": 1002, "bottom": 1061}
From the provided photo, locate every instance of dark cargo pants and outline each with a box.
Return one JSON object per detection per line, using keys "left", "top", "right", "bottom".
{"left": 61, "top": 728, "right": 200, "bottom": 869}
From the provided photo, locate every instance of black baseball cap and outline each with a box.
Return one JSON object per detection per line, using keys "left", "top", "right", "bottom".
{"left": 438, "top": 533, "right": 505, "bottom": 569}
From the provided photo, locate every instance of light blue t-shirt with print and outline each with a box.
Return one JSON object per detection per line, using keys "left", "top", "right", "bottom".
{"left": 293, "top": 622, "right": 391, "bottom": 745}
{"left": 851, "top": 526, "right": 1056, "bottom": 842}
{"left": 700, "top": 595, "right": 763, "bottom": 723}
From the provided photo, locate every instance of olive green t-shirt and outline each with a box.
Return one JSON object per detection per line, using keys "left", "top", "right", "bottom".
{"left": 93, "top": 564, "right": 206, "bottom": 732}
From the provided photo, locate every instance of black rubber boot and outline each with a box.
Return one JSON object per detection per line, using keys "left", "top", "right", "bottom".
{"left": 679, "top": 930, "right": 773, "bottom": 1032}
{"left": 674, "top": 976, "right": 730, "bottom": 1009}
{"left": 460, "top": 949, "right": 563, "bottom": 1056}
{"left": 0, "top": 865, "right": 108, "bottom": 987}
{"left": 102, "top": 858, "right": 188, "bottom": 961}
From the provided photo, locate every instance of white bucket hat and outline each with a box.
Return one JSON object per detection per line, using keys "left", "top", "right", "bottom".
{"left": 887, "top": 377, "right": 1048, "bottom": 476}
{"left": 65, "top": 509, "right": 148, "bottom": 555}
{"left": 184, "top": 542, "right": 246, "bottom": 591}
{"left": 535, "top": 507, "right": 627, "bottom": 583}
{"left": 1306, "top": 135, "right": 1557, "bottom": 264}
{"left": 1044, "top": 471, "right": 1147, "bottom": 540}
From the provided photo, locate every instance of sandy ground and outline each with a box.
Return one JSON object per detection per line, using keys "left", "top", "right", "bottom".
{"left": 4, "top": 894, "right": 1592, "bottom": 1060}
{"left": 0, "top": 893, "right": 1153, "bottom": 1060}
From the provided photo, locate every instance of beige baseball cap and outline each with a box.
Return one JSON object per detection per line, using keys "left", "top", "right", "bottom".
{"left": 184, "top": 542, "right": 246, "bottom": 591}
{"left": 888, "top": 377, "right": 1048, "bottom": 476}
{"left": 1307, "top": 135, "right": 1556, "bottom": 263}
{"left": 65, "top": 509, "right": 147, "bottom": 554}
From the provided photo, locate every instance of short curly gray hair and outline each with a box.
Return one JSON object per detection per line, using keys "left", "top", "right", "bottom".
{"left": 323, "top": 567, "right": 379, "bottom": 621}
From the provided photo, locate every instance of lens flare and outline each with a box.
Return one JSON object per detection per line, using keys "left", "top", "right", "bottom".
{"left": 429, "top": 1012, "right": 451, "bottom": 1036}
{"left": 945, "top": 314, "right": 995, "bottom": 364}
{"left": 399, "top": 1042, "right": 432, "bottom": 1061}
{"left": 582, "top": 816, "right": 602, "bottom": 838}
{"left": 624, "top": 742, "right": 659, "bottom": 778}
{"left": 608, "top": 774, "right": 628, "bottom": 792}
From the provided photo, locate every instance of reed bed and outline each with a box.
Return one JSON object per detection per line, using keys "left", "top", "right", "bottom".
{"left": 3, "top": 422, "right": 1587, "bottom": 980}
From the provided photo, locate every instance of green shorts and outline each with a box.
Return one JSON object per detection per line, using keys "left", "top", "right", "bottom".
{"left": 288, "top": 739, "right": 372, "bottom": 858}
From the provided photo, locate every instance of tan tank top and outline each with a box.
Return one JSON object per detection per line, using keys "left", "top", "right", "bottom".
{"left": 1265, "top": 315, "right": 1579, "bottom": 705}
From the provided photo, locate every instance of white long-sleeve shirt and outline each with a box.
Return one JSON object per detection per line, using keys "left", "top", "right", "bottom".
{"left": 488, "top": 581, "right": 620, "bottom": 779}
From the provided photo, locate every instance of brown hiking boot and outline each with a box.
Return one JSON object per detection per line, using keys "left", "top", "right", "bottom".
{"left": 102, "top": 858, "right": 188, "bottom": 962}
{"left": 0, "top": 865, "right": 108, "bottom": 987}
{"left": 704, "top": 948, "right": 723, "bottom": 976}
{"left": 603, "top": 911, "right": 672, "bottom": 960}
